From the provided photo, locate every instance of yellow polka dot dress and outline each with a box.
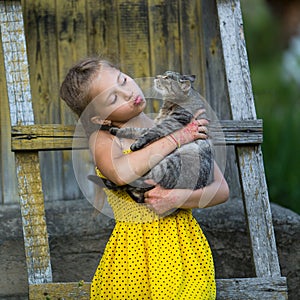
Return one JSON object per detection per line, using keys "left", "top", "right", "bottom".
{"left": 90, "top": 169, "right": 216, "bottom": 299}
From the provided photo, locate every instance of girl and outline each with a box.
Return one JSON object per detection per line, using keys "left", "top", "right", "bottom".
{"left": 60, "top": 57, "right": 229, "bottom": 299}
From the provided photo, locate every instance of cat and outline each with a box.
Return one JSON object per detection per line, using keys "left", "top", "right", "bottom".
{"left": 89, "top": 71, "right": 214, "bottom": 204}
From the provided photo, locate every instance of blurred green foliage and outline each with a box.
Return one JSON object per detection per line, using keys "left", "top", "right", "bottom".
{"left": 241, "top": 0, "right": 300, "bottom": 214}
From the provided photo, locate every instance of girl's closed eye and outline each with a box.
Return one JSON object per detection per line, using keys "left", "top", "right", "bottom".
{"left": 109, "top": 74, "right": 127, "bottom": 105}
{"left": 111, "top": 95, "right": 117, "bottom": 105}
{"left": 120, "top": 74, "right": 127, "bottom": 86}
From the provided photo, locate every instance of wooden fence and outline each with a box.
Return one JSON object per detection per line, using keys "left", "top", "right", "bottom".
{"left": 0, "top": 0, "right": 240, "bottom": 205}
{"left": 0, "top": 1, "right": 288, "bottom": 299}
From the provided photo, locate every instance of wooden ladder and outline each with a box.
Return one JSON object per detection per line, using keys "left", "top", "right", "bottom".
{"left": 0, "top": 0, "right": 288, "bottom": 299}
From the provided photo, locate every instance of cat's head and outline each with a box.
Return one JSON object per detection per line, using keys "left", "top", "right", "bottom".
{"left": 154, "top": 71, "right": 196, "bottom": 101}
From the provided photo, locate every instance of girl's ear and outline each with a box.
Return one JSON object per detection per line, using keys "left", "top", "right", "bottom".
{"left": 90, "top": 116, "right": 112, "bottom": 126}
{"left": 90, "top": 116, "right": 103, "bottom": 124}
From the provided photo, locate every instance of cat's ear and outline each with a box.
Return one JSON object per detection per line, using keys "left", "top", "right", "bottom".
{"left": 90, "top": 116, "right": 112, "bottom": 126}
{"left": 182, "top": 74, "right": 196, "bottom": 83}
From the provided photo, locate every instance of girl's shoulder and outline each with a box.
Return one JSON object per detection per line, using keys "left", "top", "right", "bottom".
{"left": 89, "top": 129, "right": 122, "bottom": 153}
{"left": 89, "top": 129, "right": 114, "bottom": 143}
{"left": 89, "top": 129, "right": 125, "bottom": 173}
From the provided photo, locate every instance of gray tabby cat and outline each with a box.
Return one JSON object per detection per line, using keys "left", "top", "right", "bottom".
{"left": 89, "top": 71, "right": 214, "bottom": 203}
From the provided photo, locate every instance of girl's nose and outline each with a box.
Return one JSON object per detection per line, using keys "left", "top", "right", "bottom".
{"left": 122, "top": 88, "right": 133, "bottom": 101}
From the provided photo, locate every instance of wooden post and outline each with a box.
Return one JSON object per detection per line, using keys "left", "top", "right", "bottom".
{"left": 0, "top": 29, "right": 18, "bottom": 204}
{"left": 216, "top": 0, "right": 281, "bottom": 277}
{"left": 0, "top": 0, "right": 52, "bottom": 284}
{"left": 0, "top": 0, "right": 288, "bottom": 298}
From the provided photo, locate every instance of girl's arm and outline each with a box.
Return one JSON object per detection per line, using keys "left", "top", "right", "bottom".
{"left": 144, "top": 162, "right": 229, "bottom": 215}
{"left": 89, "top": 119, "right": 209, "bottom": 185}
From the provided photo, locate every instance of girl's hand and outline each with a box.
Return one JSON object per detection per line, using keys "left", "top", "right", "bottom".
{"left": 144, "top": 180, "right": 192, "bottom": 215}
{"left": 144, "top": 162, "right": 229, "bottom": 213}
{"left": 170, "top": 109, "right": 209, "bottom": 147}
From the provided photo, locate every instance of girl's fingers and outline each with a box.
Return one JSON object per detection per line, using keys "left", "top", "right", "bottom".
{"left": 193, "top": 108, "right": 206, "bottom": 119}
{"left": 197, "top": 119, "right": 209, "bottom": 126}
{"left": 198, "top": 125, "right": 208, "bottom": 134}
{"left": 144, "top": 179, "right": 157, "bottom": 186}
{"left": 198, "top": 133, "right": 208, "bottom": 139}
{"left": 193, "top": 110, "right": 210, "bottom": 131}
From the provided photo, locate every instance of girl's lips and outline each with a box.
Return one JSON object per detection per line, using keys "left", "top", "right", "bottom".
{"left": 134, "top": 96, "right": 143, "bottom": 105}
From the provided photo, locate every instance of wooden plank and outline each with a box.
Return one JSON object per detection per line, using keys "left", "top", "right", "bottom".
{"left": 117, "top": 0, "right": 151, "bottom": 77}
{"left": 201, "top": 0, "right": 231, "bottom": 117}
{"left": 216, "top": 0, "right": 282, "bottom": 278}
{"left": 11, "top": 137, "right": 82, "bottom": 151}
{"left": 10, "top": 120, "right": 263, "bottom": 151}
{"left": 12, "top": 124, "right": 77, "bottom": 137}
{"left": 22, "top": 0, "right": 64, "bottom": 202}
{"left": 28, "top": 277, "right": 287, "bottom": 300}
{"left": 29, "top": 282, "right": 90, "bottom": 300}
{"left": 216, "top": 277, "right": 288, "bottom": 300}
{"left": 0, "top": 17, "right": 18, "bottom": 204}
{"left": 11, "top": 124, "right": 85, "bottom": 151}
{"left": 56, "top": 0, "right": 88, "bottom": 199}
{"left": 11, "top": 119, "right": 263, "bottom": 138}
{"left": 210, "top": 119, "right": 263, "bottom": 145}
{"left": 15, "top": 152, "right": 52, "bottom": 285}
{"left": 179, "top": 0, "right": 205, "bottom": 92}
{"left": 0, "top": 0, "right": 52, "bottom": 284}
{"left": 86, "top": 0, "right": 119, "bottom": 57}
{"left": 201, "top": 0, "right": 243, "bottom": 201}
{"left": 22, "top": 0, "right": 60, "bottom": 124}
{"left": 56, "top": 0, "right": 88, "bottom": 109}
{"left": 0, "top": 0, "right": 34, "bottom": 126}
{"left": 147, "top": 0, "right": 181, "bottom": 75}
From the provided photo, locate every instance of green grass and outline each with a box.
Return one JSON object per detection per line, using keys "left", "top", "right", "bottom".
{"left": 241, "top": 0, "right": 300, "bottom": 214}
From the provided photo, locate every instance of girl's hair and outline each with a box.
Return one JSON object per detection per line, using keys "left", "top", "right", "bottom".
{"left": 60, "top": 56, "right": 116, "bottom": 117}
{"left": 59, "top": 56, "right": 117, "bottom": 136}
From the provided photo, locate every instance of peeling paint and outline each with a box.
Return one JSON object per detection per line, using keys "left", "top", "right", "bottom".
{"left": 0, "top": 1, "right": 34, "bottom": 126}
{"left": 15, "top": 151, "right": 52, "bottom": 285}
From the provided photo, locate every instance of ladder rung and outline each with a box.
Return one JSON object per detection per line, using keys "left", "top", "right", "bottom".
{"left": 28, "top": 276, "right": 287, "bottom": 300}
{"left": 11, "top": 119, "right": 263, "bottom": 151}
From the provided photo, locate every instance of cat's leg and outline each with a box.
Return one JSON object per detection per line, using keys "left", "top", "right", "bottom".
{"left": 87, "top": 174, "right": 121, "bottom": 190}
{"left": 137, "top": 142, "right": 213, "bottom": 190}
{"left": 169, "top": 107, "right": 194, "bottom": 125}
{"left": 109, "top": 127, "right": 149, "bottom": 139}
{"left": 191, "top": 140, "right": 214, "bottom": 189}
{"left": 166, "top": 140, "right": 213, "bottom": 190}
{"left": 132, "top": 150, "right": 183, "bottom": 189}
{"left": 87, "top": 174, "right": 150, "bottom": 203}
{"left": 130, "top": 110, "right": 193, "bottom": 151}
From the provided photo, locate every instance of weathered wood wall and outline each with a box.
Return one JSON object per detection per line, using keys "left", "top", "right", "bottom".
{"left": 0, "top": 0, "right": 240, "bottom": 204}
{"left": 1, "top": 1, "right": 289, "bottom": 299}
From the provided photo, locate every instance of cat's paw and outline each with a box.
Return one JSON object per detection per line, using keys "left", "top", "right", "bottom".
{"left": 130, "top": 139, "right": 145, "bottom": 151}
{"left": 109, "top": 127, "right": 119, "bottom": 136}
{"left": 175, "top": 111, "right": 193, "bottom": 125}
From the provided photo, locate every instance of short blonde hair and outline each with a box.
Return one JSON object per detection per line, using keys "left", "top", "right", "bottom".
{"left": 60, "top": 56, "right": 117, "bottom": 136}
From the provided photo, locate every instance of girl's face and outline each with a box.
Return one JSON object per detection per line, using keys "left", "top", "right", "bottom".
{"left": 89, "top": 66, "right": 146, "bottom": 125}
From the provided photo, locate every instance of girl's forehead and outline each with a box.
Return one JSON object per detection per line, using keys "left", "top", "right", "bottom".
{"left": 90, "top": 67, "right": 119, "bottom": 100}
